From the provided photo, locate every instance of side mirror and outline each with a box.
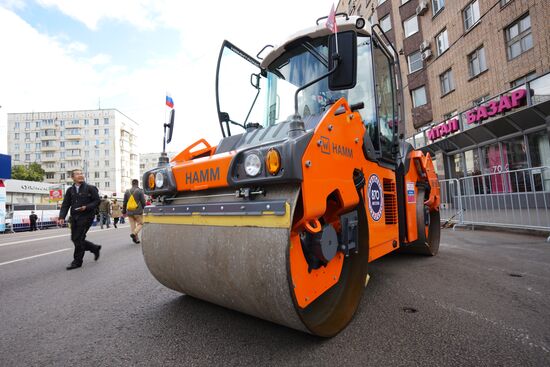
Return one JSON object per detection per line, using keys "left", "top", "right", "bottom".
{"left": 328, "top": 31, "right": 357, "bottom": 91}
{"left": 166, "top": 109, "right": 175, "bottom": 144}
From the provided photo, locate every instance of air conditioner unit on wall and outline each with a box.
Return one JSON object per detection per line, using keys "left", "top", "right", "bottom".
{"left": 419, "top": 40, "right": 430, "bottom": 51}
{"left": 416, "top": 0, "right": 428, "bottom": 15}
{"left": 421, "top": 49, "right": 432, "bottom": 60}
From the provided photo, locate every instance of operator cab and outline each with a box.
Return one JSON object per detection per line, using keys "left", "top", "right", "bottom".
{"left": 215, "top": 14, "right": 401, "bottom": 163}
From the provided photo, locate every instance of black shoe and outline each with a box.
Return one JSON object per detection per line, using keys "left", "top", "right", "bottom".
{"left": 94, "top": 245, "right": 102, "bottom": 261}
{"left": 66, "top": 263, "right": 82, "bottom": 270}
{"left": 114, "top": 224, "right": 117, "bottom": 228}
{"left": 130, "top": 234, "right": 139, "bottom": 244}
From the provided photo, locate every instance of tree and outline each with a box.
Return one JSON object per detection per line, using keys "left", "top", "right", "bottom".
{"left": 11, "top": 163, "right": 45, "bottom": 182}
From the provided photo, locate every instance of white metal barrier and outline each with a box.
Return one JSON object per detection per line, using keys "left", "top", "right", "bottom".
{"left": 438, "top": 167, "right": 550, "bottom": 238}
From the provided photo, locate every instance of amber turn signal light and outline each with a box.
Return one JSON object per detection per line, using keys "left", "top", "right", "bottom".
{"left": 266, "top": 149, "right": 281, "bottom": 176}
{"left": 148, "top": 173, "right": 156, "bottom": 189}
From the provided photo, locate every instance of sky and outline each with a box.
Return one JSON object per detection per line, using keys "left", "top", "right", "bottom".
{"left": 0, "top": 0, "right": 337, "bottom": 155}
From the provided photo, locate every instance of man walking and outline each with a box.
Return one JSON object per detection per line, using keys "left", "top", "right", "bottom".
{"left": 29, "top": 211, "right": 38, "bottom": 231}
{"left": 58, "top": 169, "right": 101, "bottom": 270}
{"left": 123, "top": 179, "right": 146, "bottom": 244}
{"left": 98, "top": 195, "right": 111, "bottom": 229}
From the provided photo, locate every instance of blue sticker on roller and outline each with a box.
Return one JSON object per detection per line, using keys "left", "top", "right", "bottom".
{"left": 367, "top": 174, "right": 383, "bottom": 221}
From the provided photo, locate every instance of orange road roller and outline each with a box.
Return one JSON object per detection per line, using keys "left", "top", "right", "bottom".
{"left": 142, "top": 14, "right": 440, "bottom": 337}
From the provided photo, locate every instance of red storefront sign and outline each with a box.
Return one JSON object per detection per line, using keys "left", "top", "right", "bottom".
{"left": 465, "top": 89, "right": 527, "bottom": 125}
{"left": 49, "top": 189, "right": 63, "bottom": 201}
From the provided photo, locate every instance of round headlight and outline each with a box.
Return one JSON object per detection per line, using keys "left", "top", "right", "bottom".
{"left": 148, "top": 173, "right": 155, "bottom": 189}
{"left": 244, "top": 153, "right": 262, "bottom": 177}
{"left": 356, "top": 17, "right": 366, "bottom": 29}
{"left": 155, "top": 172, "right": 164, "bottom": 188}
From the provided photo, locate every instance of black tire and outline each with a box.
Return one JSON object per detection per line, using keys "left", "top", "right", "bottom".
{"left": 402, "top": 186, "right": 440, "bottom": 256}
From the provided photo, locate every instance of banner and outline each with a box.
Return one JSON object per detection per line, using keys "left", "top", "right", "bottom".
{"left": 49, "top": 189, "right": 63, "bottom": 202}
{"left": 0, "top": 180, "right": 6, "bottom": 232}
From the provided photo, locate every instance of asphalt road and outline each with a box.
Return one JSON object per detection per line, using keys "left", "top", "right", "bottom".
{"left": 0, "top": 225, "right": 549, "bottom": 366}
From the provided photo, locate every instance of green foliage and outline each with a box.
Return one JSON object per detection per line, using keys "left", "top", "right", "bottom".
{"left": 11, "top": 163, "right": 46, "bottom": 182}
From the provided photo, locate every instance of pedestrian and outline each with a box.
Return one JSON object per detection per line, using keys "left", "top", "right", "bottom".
{"left": 122, "top": 179, "right": 146, "bottom": 244}
{"left": 98, "top": 195, "right": 111, "bottom": 229}
{"left": 29, "top": 210, "right": 38, "bottom": 231}
{"left": 58, "top": 169, "right": 102, "bottom": 270}
{"left": 111, "top": 199, "right": 122, "bottom": 228}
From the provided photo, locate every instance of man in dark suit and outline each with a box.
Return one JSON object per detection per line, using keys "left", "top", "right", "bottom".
{"left": 58, "top": 169, "right": 102, "bottom": 270}
{"left": 29, "top": 211, "right": 38, "bottom": 231}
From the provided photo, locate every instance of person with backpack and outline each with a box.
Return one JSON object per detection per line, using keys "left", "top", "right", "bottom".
{"left": 122, "top": 179, "right": 146, "bottom": 244}
{"left": 58, "top": 169, "right": 102, "bottom": 270}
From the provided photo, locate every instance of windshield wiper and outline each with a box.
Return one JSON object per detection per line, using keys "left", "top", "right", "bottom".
{"left": 302, "top": 42, "right": 328, "bottom": 68}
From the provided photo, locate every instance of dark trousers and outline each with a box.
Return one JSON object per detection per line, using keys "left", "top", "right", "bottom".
{"left": 30, "top": 222, "right": 37, "bottom": 231}
{"left": 113, "top": 217, "right": 120, "bottom": 226}
{"left": 70, "top": 218, "right": 99, "bottom": 265}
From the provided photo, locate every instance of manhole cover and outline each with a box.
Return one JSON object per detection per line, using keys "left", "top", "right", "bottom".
{"left": 403, "top": 307, "right": 418, "bottom": 313}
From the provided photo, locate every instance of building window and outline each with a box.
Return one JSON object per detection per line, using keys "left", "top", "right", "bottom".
{"left": 511, "top": 71, "right": 537, "bottom": 87}
{"left": 380, "top": 15, "right": 391, "bottom": 32}
{"left": 46, "top": 173, "right": 55, "bottom": 179}
{"left": 105, "top": 160, "right": 110, "bottom": 167}
{"left": 94, "top": 129, "right": 99, "bottom": 135}
{"left": 378, "top": 0, "right": 387, "bottom": 5}
{"left": 500, "top": 0, "right": 512, "bottom": 7}
{"left": 506, "top": 14, "right": 532, "bottom": 60}
{"left": 104, "top": 149, "right": 109, "bottom": 156}
{"left": 25, "top": 121, "right": 30, "bottom": 128}
{"left": 25, "top": 133, "right": 30, "bottom": 139}
{"left": 411, "top": 86, "right": 427, "bottom": 107}
{"left": 104, "top": 182, "right": 110, "bottom": 188}
{"left": 35, "top": 153, "right": 41, "bottom": 160}
{"left": 104, "top": 118, "right": 109, "bottom": 125}
{"left": 435, "top": 29, "right": 449, "bottom": 56}
{"left": 14, "top": 133, "right": 20, "bottom": 139}
{"left": 94, "top": 119, "right": 99, "bottom": 125}
{"left": 104, "top": 128, "right": 109, "bottom": 135}
{"left": 60, "top": 141, "right": 65, "bottom": 147}
{"left": 104, "top": 171, "right": 109, "bottom": 178}
{"left": 94, "top": 172, "right": 100, "bottom": 178}
{"left": 432, "top": 0, "right": 444, "bottom": 15}
{"left": 463, "top": 1, "right": 480, "bottom": 31}
{"left": 25, "top": 154, "right": 31, "bottom": 161}
{"left": 403, "top": 15, "right": 418, "bottom": 38}
{"left": 468, "top": 46, "right": 487, "bottom": 77}
{"left": 407, "top": 51, "right": 423, "bottom": 73}
{"left": 14, "top": 154, "right": 20, "bottom": 161}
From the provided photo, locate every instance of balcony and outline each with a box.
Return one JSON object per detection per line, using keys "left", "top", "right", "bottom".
{"left": 41, "top": 155, "right": 58, "bottom": 162}
{"left": 40, "top": 144, "right": 58, "bottom": 152}
{"left": 65, "top": 134, "right": 82, "bottom": 140}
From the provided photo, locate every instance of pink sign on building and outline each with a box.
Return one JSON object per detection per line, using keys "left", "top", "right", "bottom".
{"left": 466, "top": 89, "right": 527, "bottom": 125}
{"left": 427, "top": 118, "right": 459, "bottom": 141}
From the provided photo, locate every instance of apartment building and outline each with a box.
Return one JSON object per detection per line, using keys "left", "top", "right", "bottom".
{"left": 338, "top": 0, "right": 550, "bottom": 183}
{"left": 7, "top": 109, "right": 140, "bottom": 196}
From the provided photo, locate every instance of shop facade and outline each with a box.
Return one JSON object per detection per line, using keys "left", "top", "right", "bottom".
{"left": 407, "top": 72, "right": 550, "bottom": 231}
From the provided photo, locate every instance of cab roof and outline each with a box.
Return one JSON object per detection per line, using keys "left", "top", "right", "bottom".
{"left": 260, "top": 15, "right": 372, "bottom": 69}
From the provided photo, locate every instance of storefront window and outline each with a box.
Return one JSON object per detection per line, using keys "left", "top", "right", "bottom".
{"left": 482, "top": 143, "right": 508, "bottom": 193}
{"left": 449, "top": 153, "right": 465, "bottom": 178}
{"left": 464, "top": 149, "right": 484, "bottom": 194}
{"left": 502, "top": 136, "right": 528, "bottom": 171}
{"left": 527, "top": 130, "right": 550, "bottom": 191}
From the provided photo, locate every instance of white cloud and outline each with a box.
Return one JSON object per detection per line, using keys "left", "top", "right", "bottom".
{"left": 0, "top": 0, "right": 338, "bottom": 155}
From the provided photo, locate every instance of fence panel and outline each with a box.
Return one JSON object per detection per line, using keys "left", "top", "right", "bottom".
{"left": 455, "top": 167, "right": 550, "bottom": 231}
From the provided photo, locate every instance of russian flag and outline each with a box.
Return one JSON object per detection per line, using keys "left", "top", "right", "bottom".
{"left": 166, "top": 93, "right": 174, "bottom": 108}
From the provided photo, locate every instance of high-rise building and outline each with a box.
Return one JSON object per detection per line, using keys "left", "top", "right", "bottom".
{"left": 338, "top": 0, "right": 550, "bottom": 179}
{"left": 7, "top": 109, "right": 140, "bottom": 196}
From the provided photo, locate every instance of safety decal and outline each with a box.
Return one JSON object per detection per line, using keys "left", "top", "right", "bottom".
{"left": 367, "top": 174, "right": 383, "bottom": 222}
{"left": 407, "top": 182, "right": 416, "bottom": 203}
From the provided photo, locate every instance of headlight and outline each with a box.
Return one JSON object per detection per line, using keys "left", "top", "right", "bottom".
{"left": 155, "top": 172, "right": 164, "bottom": 188}
{"left": 244, "top": 153, "right": 262, "bottom": 177}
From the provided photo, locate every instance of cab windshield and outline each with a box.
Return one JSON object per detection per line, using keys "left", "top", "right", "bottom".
{"left": 216, "top": 35, "right": 380, "bottom": 134}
